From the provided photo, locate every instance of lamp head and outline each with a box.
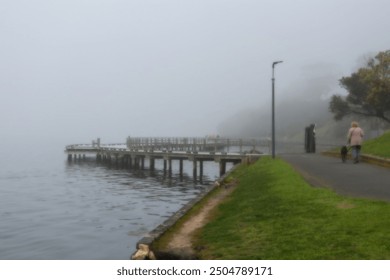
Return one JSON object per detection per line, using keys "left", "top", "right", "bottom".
{"left": 272, "top": 61, "right": 283, "bottom": 67}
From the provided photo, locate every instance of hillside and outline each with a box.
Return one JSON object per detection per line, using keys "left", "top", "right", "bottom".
{"left": 363, "top": 130, "right": 390, "bottom": 158}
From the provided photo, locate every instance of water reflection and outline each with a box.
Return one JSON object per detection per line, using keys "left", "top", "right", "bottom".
{"left": 61, "top": 157, "right": 223, "bottom": 259}
{"left": 65, "top": 156, "right": 220, "bottom": 185}
{"left": 0, "top": 153, "right": 224, "bottom": 260}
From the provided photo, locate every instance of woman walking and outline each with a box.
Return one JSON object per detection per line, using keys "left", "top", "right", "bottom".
{"left": 348, "top": 121, "right": 364, "bottom": 163}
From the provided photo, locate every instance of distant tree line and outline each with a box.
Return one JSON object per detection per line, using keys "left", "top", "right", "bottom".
{"left": 329, "top": 50, "right": 390, "bottom": 123}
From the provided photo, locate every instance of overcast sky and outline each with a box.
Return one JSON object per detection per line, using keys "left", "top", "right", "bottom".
{"left": 1, "top": 0, "right": 389, "bottom": 146}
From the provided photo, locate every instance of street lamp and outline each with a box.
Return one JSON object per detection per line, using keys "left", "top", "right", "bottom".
{"left": 271, "top": 61, "right": 283, "bottom": 159}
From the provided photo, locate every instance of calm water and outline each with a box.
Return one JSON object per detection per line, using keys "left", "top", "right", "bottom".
{"left": 0, "top": 143, "right": 225, "bottom": 260}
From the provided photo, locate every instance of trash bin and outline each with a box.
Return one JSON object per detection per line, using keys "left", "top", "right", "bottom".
{"left": 304, "top": 124, "right": 316, "bottom": 153}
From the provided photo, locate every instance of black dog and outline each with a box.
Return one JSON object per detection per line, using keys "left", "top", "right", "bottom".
{"left": 340, "top": 145, "right": 349, "bottom": 163}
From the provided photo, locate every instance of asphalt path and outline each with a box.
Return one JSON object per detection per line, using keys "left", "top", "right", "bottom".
{"left": 280, "top": 153, "right": 390, "bottom": 202}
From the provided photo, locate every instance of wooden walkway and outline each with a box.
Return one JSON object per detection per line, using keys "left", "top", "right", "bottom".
{"left": 65, "top": 137, "right": 266, "bottom": 177}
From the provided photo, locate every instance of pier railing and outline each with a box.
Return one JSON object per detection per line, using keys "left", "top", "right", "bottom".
{"left": 125, "top": 137, "right": 270, "bottom": 153}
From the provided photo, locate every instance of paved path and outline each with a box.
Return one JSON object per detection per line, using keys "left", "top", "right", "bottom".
{"left": 281, "top": 154, "right": 390, "bottom": 202}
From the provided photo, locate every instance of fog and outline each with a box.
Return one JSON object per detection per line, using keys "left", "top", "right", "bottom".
{"left": 1, "top": 0, "right": 390, "bottom": 148}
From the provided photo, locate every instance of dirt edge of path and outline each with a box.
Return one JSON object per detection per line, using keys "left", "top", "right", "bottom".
{"left": 154, "top": 181, "right": 238, "bottom": 259}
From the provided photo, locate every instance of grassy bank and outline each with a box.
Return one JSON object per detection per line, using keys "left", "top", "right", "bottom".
{"left": 192, "top": 157, "right": 390, "bottom": 259}
{"left": 363, "top": 130, "right": 390, "bottom": 158}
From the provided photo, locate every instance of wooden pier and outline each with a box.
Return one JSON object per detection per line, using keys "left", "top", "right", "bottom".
{"left": 65, "top": 137, "right": 267, "bottom": 178}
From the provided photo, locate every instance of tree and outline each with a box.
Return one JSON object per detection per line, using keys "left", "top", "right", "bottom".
{"left": 329, "top": 50, "right": 390, "bottom": 123}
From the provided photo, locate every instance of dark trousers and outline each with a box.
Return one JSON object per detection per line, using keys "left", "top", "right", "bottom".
{"left": 351, "top": 145, "right": 361, "bottom": 162}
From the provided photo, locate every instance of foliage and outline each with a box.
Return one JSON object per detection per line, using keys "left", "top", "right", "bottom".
{"left": 330, "top": 50, "right": 390, "bottom": 123}
{"left": 194, "top": 157, "right": 390, "bottom": 259}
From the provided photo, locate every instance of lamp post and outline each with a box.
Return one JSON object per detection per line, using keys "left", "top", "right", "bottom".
{"left": 271, "top": 61, "right": 283, "bottom": 159}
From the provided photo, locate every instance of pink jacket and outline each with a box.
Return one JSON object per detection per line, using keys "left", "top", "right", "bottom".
{"left": 348, "top": 127, "right": 364, "bottom": 146}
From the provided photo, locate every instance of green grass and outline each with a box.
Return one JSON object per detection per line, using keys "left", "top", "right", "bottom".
{"left": 363, "top": 130, "right": 390, "bottom": 158}
{"left": 193, "top": 157, "right": 390, "bottom": 259}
